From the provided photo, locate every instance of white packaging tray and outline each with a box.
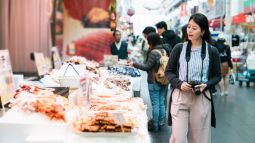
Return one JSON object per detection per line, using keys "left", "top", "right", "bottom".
{"left": 58, "top": 76, "right": 82, "bottom": 88}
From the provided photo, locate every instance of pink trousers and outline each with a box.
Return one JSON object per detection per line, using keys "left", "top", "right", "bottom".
{"left": 169, "top": 89, "right": 211, "bottom": 143}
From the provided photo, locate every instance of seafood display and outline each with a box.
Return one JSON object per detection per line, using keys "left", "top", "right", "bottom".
{"left": 73, "top": 112, "right": 137, "bottom": 133}
{"left": 2, "top": 56, "right": 146, "bottom": 139}
{"left": 104, "top": 76, "right": 131, "bottom": 91}
{"left": 10, "top": 85, "right": 72, "bottom": 122}
{"left": 64, "top": 56, "right": 100, "bottom": 75}
{"left": 65, "top": 56, "right": 87, "bottom": 65}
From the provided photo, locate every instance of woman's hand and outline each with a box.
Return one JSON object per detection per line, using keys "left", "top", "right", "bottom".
{"left": 181, "top": 82, "right": 192, "bottom": 91}
{"left": 195, "top": 84, "right": 207, "bottom": 92}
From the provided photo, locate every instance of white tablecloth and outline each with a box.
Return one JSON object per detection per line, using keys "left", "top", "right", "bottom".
{"left": 0, "top": 71, "right": 150, "bottom": 143}
{"left": 0, "top": 108, "right": 150, "bottom": 143}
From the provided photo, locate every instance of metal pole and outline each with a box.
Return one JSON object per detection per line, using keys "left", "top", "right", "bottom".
{"left": 220, "top": 0, "right": 226, "bottom": 32}
{"left": 51, "top": 0, "right": 57, "bottom": 46}
{"left": 225, "top": 0, "right": 232, "bottom": 45}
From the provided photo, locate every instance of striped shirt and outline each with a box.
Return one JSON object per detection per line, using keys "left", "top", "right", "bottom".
{"left": 179, "top": 42, "right": 209, "bottom": 83}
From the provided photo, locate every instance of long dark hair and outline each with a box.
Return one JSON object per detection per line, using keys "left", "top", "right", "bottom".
{"left": 182, "top": 24, "right": 188, "bottom": 42}
{"left": 147, "top": 32, "right": 163, "bottom": 47}
{"left": 146, "top": 32, "right": 163, "bottom": 61}
{"left": 187, "top": 13, "right": 211, "bottom": 44}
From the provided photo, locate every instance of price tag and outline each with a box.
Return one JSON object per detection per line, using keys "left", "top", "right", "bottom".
{"left": 34, "top": 52, "right": 49, "bottom": 76}
{"left": 0, "top": 50, "right": 15, "bottom": 109}
{"left": 112, "top": 112, "right": 126, "bottom": 125}
{"left": 51, "top": 47, "right": 62, "bottom": 69}
{"left": 79, "top": 77, "right": 90, "bottom": 107}
{"left": 103, "top": 55, "right": 118, "bottom": 66}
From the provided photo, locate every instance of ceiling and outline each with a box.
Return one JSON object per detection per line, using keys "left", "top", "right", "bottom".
{"left": 117, "top": 0, "right": 177, "bottom": 35}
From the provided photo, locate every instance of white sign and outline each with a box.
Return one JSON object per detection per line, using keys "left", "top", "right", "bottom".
{"left": 112, "top": 112, "right": 126, "bottom": 125}
{"left": 34, "top": 52, "right": 50, "bottom": 76}
{"left": 103, "top": 55, "right": 118, "bottom": 66}
{"left": 51, "top": 47, "right": 62, "bottom": 69}
{"left": 79, "top": 77, "right": 91, "bottom": 107}
{"left": 0, "top": 50, "right": 15, "bottom": 107}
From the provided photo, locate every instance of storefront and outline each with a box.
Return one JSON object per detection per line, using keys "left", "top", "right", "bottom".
{"left": 209, "top": 16, "right": 225, "bottom": 31}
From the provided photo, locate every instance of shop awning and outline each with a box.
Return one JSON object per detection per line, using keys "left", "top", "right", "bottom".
{"left": 232, "top": 13, "right": 246, "bottom": 24}
{"left": 244, "top": 0, "right": 255, "bottom": 13}
{"left": 209, "top": 17, "right": 225, "bottom": 28}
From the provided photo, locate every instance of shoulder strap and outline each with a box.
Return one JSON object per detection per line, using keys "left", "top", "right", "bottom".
{"left": 177, "top": 43, "right": 183, "bottom": 76}
{"left": 185, "top": 41, "right": 206, "bottom": 62}
{"left": 153, "top": 49, "right": 163, "bottom": 57}
{"left": 185, "top": 41, "right": 192, "bottom": 62}
{"left": 207, "top": 44, "right": 212, "bottom": 80}
{"left": 177, "top": 43, "right": 183, "bottom": 62}
{"left": 185, "top": 41, "right": 207, "bottom": 82}
{"left": 158, "top": 49, "right": 167, "bottom": 56}
{"left": 208, "top": 43, "right": 212, "bottom": 52}
{"left": 201, "top": 41, "right": 206, "bottom": 60}
{"left": 162, "top": 50, "right": 167, "bottom": 56}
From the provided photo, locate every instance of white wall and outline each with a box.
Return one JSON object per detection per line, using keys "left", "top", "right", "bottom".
{"left": 129, "top": 0, "right": 165, "bottom": 35}
{"left": 231, "top": 0, "right": 245, "bottom": 16}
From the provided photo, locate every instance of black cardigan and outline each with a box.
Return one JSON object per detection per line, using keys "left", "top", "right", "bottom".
{"left": 165, "top": 42, "right": 221, "bottom": 128}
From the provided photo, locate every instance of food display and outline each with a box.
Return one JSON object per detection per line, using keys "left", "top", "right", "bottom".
{"left": 85, "top": 60, "right": 100, "bottom": 74}
{"left": 65, "top": 56, "right": 100, "bottom": 75}
{"left": 10, "top": 84, "right": 72, "bottom": 122}
{"left": 104, "top": 76, "right": 131, "bottom": 91}
{"left": 89, "top": 98, "right": 146, "bottom": 112}
{"left": 108, "top": 66, "right": 141, "bottom": 77}
{"left": 0, "top": 56, "right": 148, "bottom": 143}
{"left": 73, "top": 112, "right": 137, "bottom": 133}
{"left": 65, "top": 56, "right": 87, "bottom": 65}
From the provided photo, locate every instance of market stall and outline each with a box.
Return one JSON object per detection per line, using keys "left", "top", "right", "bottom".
{"left": 0, "top": 55, "right": 150, "bottom": 143}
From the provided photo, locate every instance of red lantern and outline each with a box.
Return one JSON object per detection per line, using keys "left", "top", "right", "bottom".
{"left": 127, "top": 8, "right": 135, "bottom": 16}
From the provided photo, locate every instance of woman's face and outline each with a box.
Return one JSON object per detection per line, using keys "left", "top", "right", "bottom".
{"left": 187, "top": 19, "right": 204, "bottom": 41}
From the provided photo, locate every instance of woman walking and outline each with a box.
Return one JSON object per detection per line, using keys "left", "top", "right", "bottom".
{"left": 166, "top": 13, "right": 221, "bottom": 143}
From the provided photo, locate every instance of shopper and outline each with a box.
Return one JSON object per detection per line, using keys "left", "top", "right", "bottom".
{"left": 216, "top": 34, "right": 233, "bottom": 96}
{"left": 110, "top": 30, "right": 128, "bottom": 59}
{"left": 165, "top": 13, "right": 221, "bottom": 143}
{"left": 128, "top": 33, "right": 167, "bottom": 132}
{"left": 155, "top": 21, "right": 181, "bottom": 49}
{"left": 141, "top": 26, "right": 157, "bottom": 61}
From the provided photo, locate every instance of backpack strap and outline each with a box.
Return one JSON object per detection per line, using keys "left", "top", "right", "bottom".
{"left": 153, "top": 49, "right": 162, "bottom": 56}
{"left": 153, "top": 49, "right": 168, "bottom": 57}
{"left": 162, "top": 50, "right": 167, "bottom": 56}
{"left": 151, "top": 49, "right": 164, "bottom": 87}
{"left": 151, "top": 49, "right": 160, "bottom": 87}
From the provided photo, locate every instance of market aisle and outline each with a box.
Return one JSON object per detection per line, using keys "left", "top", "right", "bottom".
{"left": 149, "top": 84, "right": 255, "bottom": 143}
{"left": 139, "top": 71, "right": 152, "bottom": 119}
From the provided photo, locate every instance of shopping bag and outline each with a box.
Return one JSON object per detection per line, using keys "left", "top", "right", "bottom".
{"left": 229, "top": 72, "right": 235, "bottom": 85}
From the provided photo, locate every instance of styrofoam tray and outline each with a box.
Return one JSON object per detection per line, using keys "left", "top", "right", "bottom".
{"left": 58, "top": 76, "right": 81, "bottom": 88}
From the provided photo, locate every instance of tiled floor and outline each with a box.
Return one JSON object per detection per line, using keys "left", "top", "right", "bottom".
{"left": 149, "top": 84, "right": 255, "bottom": 143}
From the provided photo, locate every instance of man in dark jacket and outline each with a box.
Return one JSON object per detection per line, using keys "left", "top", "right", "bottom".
{"left": 110, "top": 30, "right": 128, "bottom": 59}
{"left": 155, "top": 21, "right": 181, "bottom": 49}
